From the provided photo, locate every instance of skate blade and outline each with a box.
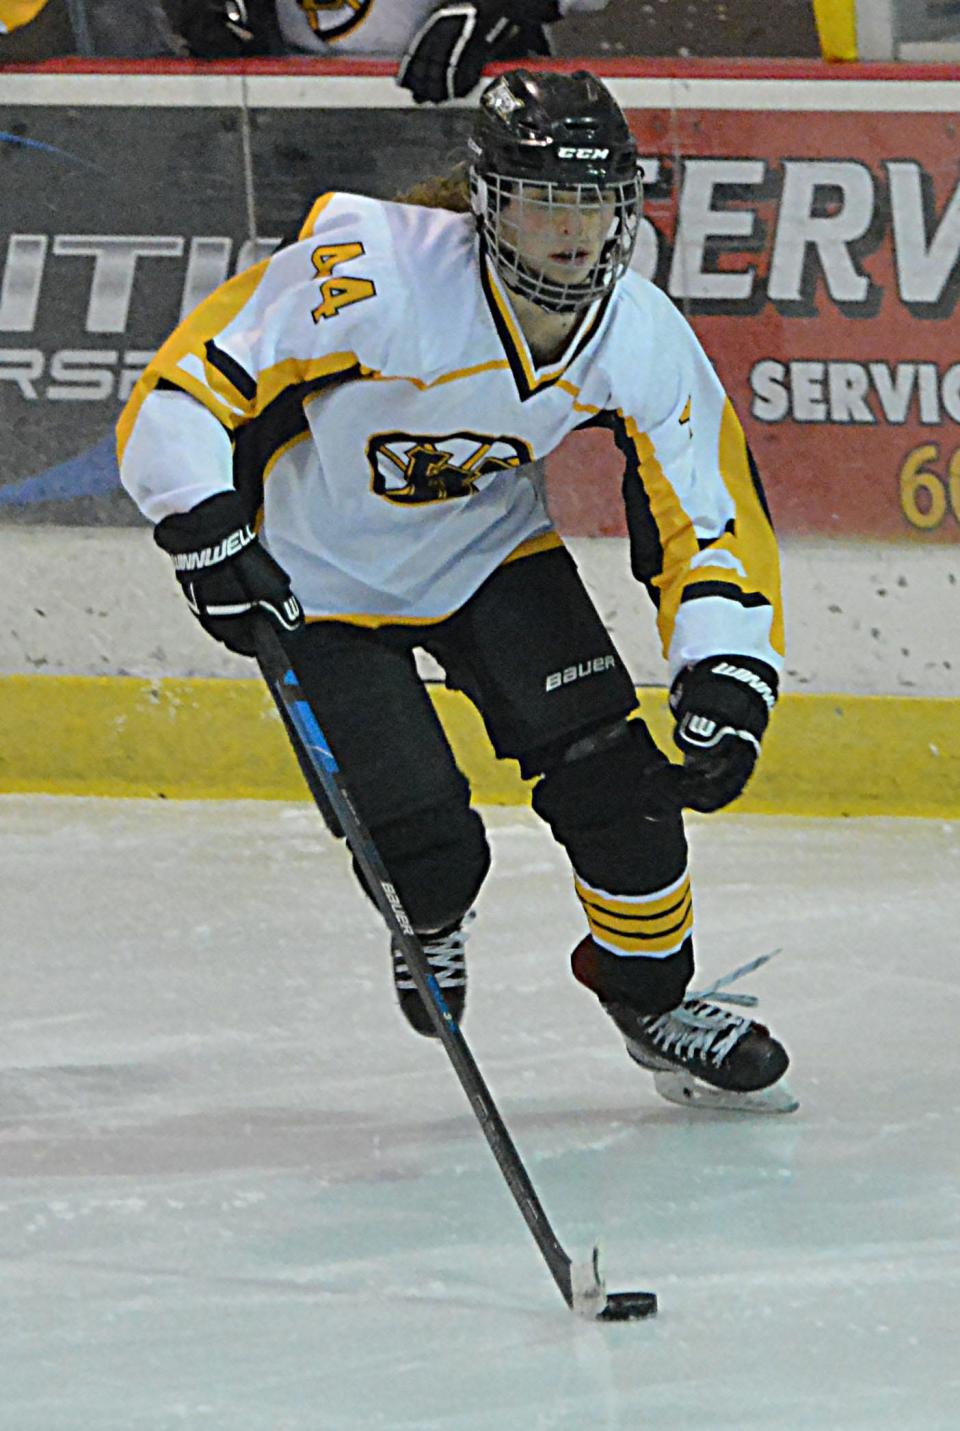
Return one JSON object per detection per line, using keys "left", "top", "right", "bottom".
{"left": 653, "top": 1069, "right": 799, "bottom": 1115}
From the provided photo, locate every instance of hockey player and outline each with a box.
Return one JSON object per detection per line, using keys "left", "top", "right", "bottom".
{"left": 117, "top": 69, "right": 795, "bottom": 1113}
{"left": 179, "top": 2, "right": 611, "bottom": 105}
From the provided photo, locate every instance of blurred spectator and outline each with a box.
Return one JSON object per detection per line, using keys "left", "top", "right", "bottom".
{"left": 83, "top": 0, "right": 185, "bottom": 56}
{"left": 176, "top": 2, "right": 613, "bottom": 101}
{"left": 0, "top": 0, "right": 50, "bottom": 34}
{"left": 1, "top": 0, "right": 68, "bottom": 58}
{"left": 551, "top": 0, "right": 819, "bottom": 60}
{"left": 1, "top": 0, "right": 185, "bottom": 58}
{"left": 398, "top": 2, "right": 612, "bottom": 103}
{"left": 172, "top": 0, "right": 280, "bottom": 58}
{"left": 2, "top": 0, "right": 821, "bottom": 68}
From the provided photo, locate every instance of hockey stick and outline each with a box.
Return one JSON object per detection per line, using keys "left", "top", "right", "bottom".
{"left": 254, "top": 622, "right": 656, "bottom": 1322}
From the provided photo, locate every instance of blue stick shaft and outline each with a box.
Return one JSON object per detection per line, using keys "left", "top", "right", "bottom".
{"left": 255, "top": 624, "right": 578, "bottom": 1309}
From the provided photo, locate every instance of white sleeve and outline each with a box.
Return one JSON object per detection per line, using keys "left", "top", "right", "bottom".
{"left": 119, "top": 388, "right": 235, "bottom": 525}
{"left": 607, "top": 282, "right": 785, "bottom": 680}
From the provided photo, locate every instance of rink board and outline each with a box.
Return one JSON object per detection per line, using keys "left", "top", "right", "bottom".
{"left": 3, "top": 65, "right": 957, "bottom": 816}
{"left": 1, "top": 675, "right": 957, "bottom": 817}
{"left": 5, "top": 63, "right": 960, "bottom": 548}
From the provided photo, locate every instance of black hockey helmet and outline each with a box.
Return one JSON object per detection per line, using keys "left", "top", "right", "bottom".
{"left": 468, "top": 69, "right": 642, "bottom": 312}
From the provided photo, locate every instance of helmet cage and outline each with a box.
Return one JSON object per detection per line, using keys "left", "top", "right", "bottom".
{"left": 469, "top": 167, "right": 642, "bottom": 315}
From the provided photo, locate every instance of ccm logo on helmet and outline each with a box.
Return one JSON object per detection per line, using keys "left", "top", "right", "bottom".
{"left": 556, "top": 146, "right": 611, "bottom": 160}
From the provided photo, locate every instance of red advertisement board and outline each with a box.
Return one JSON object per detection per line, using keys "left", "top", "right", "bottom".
{"left": 3, "top": 63, "right": 960, "bottom": 544}
{"left": 548, "top": 98, "right": 960, "bottom": 545}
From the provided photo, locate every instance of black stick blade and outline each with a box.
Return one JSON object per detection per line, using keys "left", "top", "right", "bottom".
{"left": 598, "top": 1290, "right": 658, "bottom": 1321}
{"left": 570, "top": 1248, "right": 658, "bottom": 1323}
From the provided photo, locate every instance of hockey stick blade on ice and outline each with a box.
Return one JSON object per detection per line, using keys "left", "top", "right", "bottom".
{"left": 255, "top": 624, "right": 657, "bottom": 1322}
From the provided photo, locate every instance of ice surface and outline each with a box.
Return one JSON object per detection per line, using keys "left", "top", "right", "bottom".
{"left": 2, "top": 797, "right": 959, "bottom": 1430}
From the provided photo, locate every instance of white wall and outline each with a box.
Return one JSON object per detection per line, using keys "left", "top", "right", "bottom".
{"left": 1, "top": 527, "right": 955, "bottom": 697}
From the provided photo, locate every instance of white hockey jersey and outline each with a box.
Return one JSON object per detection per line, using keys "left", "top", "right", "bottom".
{"left": 273, "top": 0, "right": 609, "bottom": 58}
{"left": 118, "top": 191, "right": 783, "bottom": 678}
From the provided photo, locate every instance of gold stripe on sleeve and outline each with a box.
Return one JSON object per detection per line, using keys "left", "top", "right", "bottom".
{"left": 624, "top": 401, "right": 784, "bottom": 661}
{"left": 658, "top": 401, "right": 784, "bottom": 657}
{"left": 116, "top": 257, "right": 274, "bottom": 463}
{"left": 296, "top": 192, "right": 336, "bottom": 241}
{"left": 621, "top": 412, "right": 699, "bottom": 656}
{"left": 119, "top": 256, "right": 362, "bottom": 467}
{"left": 714, "top": 399, "right": 785, "bottom": 657}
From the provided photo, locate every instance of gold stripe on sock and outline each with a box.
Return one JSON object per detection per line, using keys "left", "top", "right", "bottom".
{"left": 574, "top": 874, "right": 693, "bottom": 956}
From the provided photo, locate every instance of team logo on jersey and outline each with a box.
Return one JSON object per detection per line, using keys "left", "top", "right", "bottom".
{"left": 296, "top": 0, "right": 374, "bottom": 42}
{"left": 367, "top": 432, "right": 534, "bottom": 505}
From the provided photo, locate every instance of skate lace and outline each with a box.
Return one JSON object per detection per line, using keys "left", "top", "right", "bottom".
{"left": 644, "top": 951, "right": 781, "bottom": 1069}
{"left": 392, "top": 912, "right": 473, "bottom": 992}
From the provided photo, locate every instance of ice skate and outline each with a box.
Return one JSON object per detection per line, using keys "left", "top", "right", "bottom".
{"left": 391, "top": 914, "right": 472, "bottom": 1037}
{"left": 577, "top": 944, "right": 798, "bottom": 1114}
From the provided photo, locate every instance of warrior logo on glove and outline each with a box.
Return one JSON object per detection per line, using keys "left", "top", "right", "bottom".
{"left": 669, "top": 656, "right": 778, "bottom": 812}
{"left": 154, "top": 492, "right": 304, "bottom": 657}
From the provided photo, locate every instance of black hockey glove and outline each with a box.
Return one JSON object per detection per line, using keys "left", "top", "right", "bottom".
{"left": 154, "top": 491, "right": 303, "bottom": 657}
{"left": 398, "top": 1, "right": 560, "bottom": 104}
{"left": 179, "top": 1, "right": 276, "bottom": 58}
{"left": 669, "top": 656, "right": 778, "bottom": 813}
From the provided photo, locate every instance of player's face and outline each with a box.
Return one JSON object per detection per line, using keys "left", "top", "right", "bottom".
{"left": 499, "top": 184, "right": 617, "bottom": 287}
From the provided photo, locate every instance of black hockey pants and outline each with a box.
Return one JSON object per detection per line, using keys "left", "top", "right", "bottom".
{"left": 281, "top": 546, "right": 692, "bottom": 1005}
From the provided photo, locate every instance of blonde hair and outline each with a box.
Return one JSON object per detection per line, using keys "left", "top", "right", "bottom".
{"left": 394, "top": 163, "right": 472, "bottom": 213}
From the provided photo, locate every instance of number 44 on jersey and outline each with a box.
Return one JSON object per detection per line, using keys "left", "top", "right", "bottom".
{"left": 311, "top": 243, "right": 377, "bottom": 322}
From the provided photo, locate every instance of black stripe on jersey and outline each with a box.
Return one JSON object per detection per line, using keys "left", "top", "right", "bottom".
{"left": 679, "top": 581, "right": 771, "bottom": 608}
{"left": 478, "top": 247, "right": 610, "bottom": 402}
{"left": 154, "top": 374, "right": 238, "bottom": 418}
{"left": 204, "top": 340, "right": 257, "bottom": 402}
{"left": 232, "top": 362, "right": 363, "bottom": 514}
{"left": 747, "top": 442, "right": 776, "bottom": 530}
{"left": 577, "top": 408, "right": 664, "bottom": 606}
{"left": 563, "top": 293, "right": 612, "bottom": 370}
{"left": 479, "top": 255, "right": 535, "bottom": 398}
{"left": 697, "top": 518, "right": 736, "bottom": 550}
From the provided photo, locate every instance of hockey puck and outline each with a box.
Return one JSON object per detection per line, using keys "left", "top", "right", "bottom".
{"left": 598, "top": 1290, "right": 658, "bottom": 1321}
